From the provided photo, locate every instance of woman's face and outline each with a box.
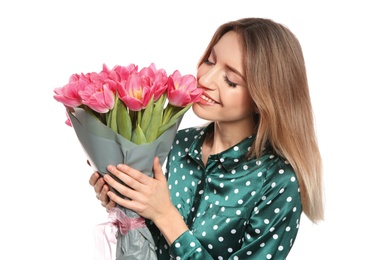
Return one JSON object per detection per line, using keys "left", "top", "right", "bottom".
{"left": 193, "top": 31, "right": 254, "bottom": 126}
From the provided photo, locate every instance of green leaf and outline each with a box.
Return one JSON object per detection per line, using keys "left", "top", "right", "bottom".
{"left": 117, "top": 99, "right": 132, "bottom": 140}
{"left": 107, "top": 94, "right": 119, "bottom": 133}
{"left": 140, "top": 95, "right": 154, "bottom": 132}
{"left": 145, "top": 95, "right": 165, "bottom": 142}
{"left": 158, "top": 104, "right": 192, "bottom": 136}
{"left": 131, "top": 123, "right": 147, "bottom": 144}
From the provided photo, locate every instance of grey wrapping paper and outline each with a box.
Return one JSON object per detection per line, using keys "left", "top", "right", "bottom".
{"left": 68, "top": 107, "right": 181, "bottom": 260}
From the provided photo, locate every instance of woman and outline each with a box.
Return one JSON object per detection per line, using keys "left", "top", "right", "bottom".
{"left": 91, "top": 17, "right": 323, "bottom": 259}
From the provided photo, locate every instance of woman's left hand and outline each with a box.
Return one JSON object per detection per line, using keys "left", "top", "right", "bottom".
{"left": 104, "top": 157, "right": 172, "bottom": 223}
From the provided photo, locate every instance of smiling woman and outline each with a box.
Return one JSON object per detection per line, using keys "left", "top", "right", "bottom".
{"left": 90, "top": 17, "right": 323, "bottom": 259}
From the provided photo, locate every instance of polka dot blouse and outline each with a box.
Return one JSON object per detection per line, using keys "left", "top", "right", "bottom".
{"left": 147, "top": 123, "right": 302, "bottom": 259}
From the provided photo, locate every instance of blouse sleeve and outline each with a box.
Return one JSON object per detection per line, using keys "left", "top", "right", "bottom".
{"left": 169, "top": 230, "right": 216, "bottom": 259}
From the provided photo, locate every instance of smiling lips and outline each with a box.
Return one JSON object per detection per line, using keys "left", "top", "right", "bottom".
{"left": 198, "top": 93, "right": 218, "bottom": 105}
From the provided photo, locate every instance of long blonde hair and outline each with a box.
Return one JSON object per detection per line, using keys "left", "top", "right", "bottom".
{"left": 198, "top": 18, "right": 324, "bottom": 223}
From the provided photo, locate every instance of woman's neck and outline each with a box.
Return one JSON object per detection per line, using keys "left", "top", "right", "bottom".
{"left": 202, "top": 120, "right": 255, "bottom": 165}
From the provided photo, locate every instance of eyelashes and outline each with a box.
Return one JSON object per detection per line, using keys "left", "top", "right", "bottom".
{"left": 223, "top": 75, "right": 237, "bottom": 87}
{"left": 203, "top": 58, "right": 238, "bottom": 88}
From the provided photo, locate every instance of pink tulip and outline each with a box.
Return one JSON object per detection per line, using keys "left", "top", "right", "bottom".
{"left": 117, "top": 72, "right": 153, "bottom": 111}
{"left": 78, "top": 73, "right": 117, "bottom": 113}
{"left": 53, "top": 74, "right": 88, "bottom": 107}
{"left": 139, "top": 63, "right": 168, "bottom": 101}
{"left": 110, "top": 63, "right": 138, "bottom": 84}
{"left": 166, "top": 70, "right": 203, "bottom": 107}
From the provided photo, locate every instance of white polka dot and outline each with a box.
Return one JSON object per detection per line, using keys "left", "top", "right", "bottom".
{"left": 234, "top": 146, "right": 239, "bottom": 151}
{"left": 273, "top": 234, "right": 278, "bottom": 239}
{"left": 175, "top": 242, "right": 180, "bottom": 248}
{"left": 218, "top": 237, "right": 224, "bottom": 242}
{"left": 231, "top": 229, "right": 236, "bottom": 234}
{"left": 274, "top": 208, "right": 280, "bottom": 213}
{"left": 208, "top": 244, "right": 213, "bottom": 249}
{"left": 264, "top": 219, "right": 270, "bottom": 224}
{"left": 236, "top": 210, "right": 242, "bottom": 215}
{"left": 287, "top": 196, "right": 292, "bottom": 202}
{"left": 278, "top": 245, "right": 284, "bottom": 251}
{"left": 266, "top": 254, "right": 272, "bottom": 259}
{"left": 190, "top": 242, "right": 195, "bottom": 247}
{"left": 213, "top": 225, "right": 218, "bottom": 230}
{"left": 279, "top": 169, "right": 284, "bottom": 174}
{"left": 238, "top": 199, "right": 243, "bottom": 204}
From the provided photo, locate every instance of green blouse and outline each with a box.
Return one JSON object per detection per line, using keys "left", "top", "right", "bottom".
{"left": 148, "top": 123, "right": 302, "bottom": 259}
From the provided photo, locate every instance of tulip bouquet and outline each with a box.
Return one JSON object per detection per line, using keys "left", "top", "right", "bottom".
{"left": 54, "top": 63, "right": 202, "bottom": 260}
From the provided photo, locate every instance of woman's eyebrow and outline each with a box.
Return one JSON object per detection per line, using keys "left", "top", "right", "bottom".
{"left": 226, "top": 65, "right": 245, "bottom": 80}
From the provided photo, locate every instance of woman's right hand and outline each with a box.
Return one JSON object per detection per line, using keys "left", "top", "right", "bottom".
{"left": 89, "top": 171, "right": 116, "bottom": 210}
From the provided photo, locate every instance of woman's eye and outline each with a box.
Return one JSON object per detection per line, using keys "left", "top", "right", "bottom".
{"left": 204, "top": 58, "right": 214, "bottom": 65}
{"left": 223, "top": 75, "right": 237, "bottom": 87}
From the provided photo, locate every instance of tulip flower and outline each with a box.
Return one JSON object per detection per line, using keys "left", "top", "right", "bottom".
{"left": 54, "top": 63, "right": 200, "bottom": 144}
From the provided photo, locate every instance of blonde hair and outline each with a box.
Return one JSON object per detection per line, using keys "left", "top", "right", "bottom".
{"left": 198, "top": 18, "right": 324, "bottom": 223}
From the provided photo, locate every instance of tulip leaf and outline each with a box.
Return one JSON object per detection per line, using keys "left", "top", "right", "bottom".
{"left": 145, "top": 95, "right": 165, "bottom": 142}
{"left": 131, "top": 123, "right": 147, "bottom": 145}
{"left": 140, "top": 95, "right": 154, "bottom": 132}
{"left": 158, "top": 104, "right": 192, "bottom": 136}
{"left": 117, "top": 99, "right": 132, "bottom": 140}
{"left": 107, "top": 94, "right": 119, "bottom": 133}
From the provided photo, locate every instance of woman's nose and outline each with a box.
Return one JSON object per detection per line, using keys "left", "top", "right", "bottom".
{"left": 198, "top": 66, "right": 219, "bottom": 90}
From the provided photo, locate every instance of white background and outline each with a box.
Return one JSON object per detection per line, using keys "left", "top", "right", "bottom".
{"left": 1, "top": 0, "right": 389, "bottom": 259}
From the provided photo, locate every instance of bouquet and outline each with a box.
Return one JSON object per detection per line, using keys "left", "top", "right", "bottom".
{"left": 54, "top": 63, "right": 202, "bottom": 260}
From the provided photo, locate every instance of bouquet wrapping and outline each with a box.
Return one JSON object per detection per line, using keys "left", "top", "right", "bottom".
{"left": 54, "top": 63, "right": 202, "bottom": 259}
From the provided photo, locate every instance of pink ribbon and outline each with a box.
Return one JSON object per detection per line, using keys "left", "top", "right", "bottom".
{"left": 94, "top": 208, "right": 147, "bottom": 260}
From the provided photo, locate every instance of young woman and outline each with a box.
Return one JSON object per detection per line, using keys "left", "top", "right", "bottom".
{"left": 90, "top": 17, "right": 323, "bottom": 259}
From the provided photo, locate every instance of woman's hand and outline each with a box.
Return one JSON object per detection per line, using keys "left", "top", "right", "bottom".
{"left": 104, "top": 157, "right": 174, "bottom": 223}
{"left": 89, "top": 171, "right": 116, "bottom": 210}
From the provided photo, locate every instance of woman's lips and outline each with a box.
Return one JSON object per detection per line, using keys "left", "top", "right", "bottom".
{"left": 198, "top": 94, "right": 218, "bottom": 105}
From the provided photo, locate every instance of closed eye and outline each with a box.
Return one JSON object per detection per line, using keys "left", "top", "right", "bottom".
{"left": 223, "top": 75, "right": 237, "bottom": 87}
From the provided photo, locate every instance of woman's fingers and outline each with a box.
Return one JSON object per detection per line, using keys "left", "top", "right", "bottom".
{"left": 89, "top": 171, "right": 100, "bottom": 186}
{"left": 104, "top": 169, "right": 137, "bottom": 200}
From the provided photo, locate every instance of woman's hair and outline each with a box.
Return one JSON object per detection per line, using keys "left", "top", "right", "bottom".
{"left": 198, "top": 17, "right": 324, "bottom": 223}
